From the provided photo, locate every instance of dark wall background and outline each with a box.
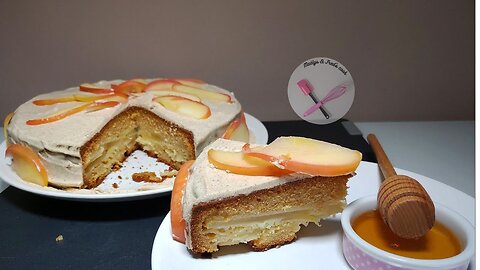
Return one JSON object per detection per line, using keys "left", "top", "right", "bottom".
{"left": 0, "top": 0, "right": 474, "bottom": 122}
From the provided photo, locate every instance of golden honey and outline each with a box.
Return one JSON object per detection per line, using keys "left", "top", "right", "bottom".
{"left": 352, "top": 210, "right": 461, "bottom": 259}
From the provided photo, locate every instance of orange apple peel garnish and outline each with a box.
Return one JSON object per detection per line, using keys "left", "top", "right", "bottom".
{"left": 5, "top": 144, "right": 48, "bottom": 186}
{"left": 3, "top": 112, "right": 14, "bottom": 146}
{"left": 222, "top": 112, "right": 249, "bottom": 143}
{"left": 113, "top": 79, "right": 147, "bottom": 95}
{"left": 79, "top": 83, "right": 114, "bottom": 94}
{"left": 27, "top": 101, "right": 121, "bottom": 125}
{"left": 171, "top": 160, "right": 194, "bottom": 243}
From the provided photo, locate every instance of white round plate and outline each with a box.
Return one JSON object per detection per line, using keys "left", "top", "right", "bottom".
{"left": 151, "top": 161, "right": 475, "bottom": 270}
{"left": 0, "top": 113, "right": 267, "bottom": 201}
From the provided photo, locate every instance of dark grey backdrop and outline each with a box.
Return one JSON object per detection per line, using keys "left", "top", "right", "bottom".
{"left": 0, "top": 0, "right": 474, "bottom": 122}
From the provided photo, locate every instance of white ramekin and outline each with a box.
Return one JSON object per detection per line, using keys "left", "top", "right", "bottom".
{"left": 341, "top": 196, "right": 475, "bottom": 270}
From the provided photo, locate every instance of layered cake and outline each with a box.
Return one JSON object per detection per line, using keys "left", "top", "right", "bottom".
{"left": 5, "top": 79, "right": 243, "bottom": 188}
{"left": 171, "top": 137, "right": 362, "bottom": 253}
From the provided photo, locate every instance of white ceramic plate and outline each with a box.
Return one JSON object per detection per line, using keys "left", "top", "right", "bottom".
{"left": 151, "top": 161, "right": 475, "bottom": 270}
{"left": 0, "top": 113, "right": 267, "bottom": 201}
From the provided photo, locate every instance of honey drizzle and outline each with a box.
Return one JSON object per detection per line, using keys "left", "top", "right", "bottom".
{"left": 352, "top": 210, "right": 461, "bottom": 259}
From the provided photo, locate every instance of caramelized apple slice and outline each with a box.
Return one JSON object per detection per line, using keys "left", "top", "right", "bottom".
{"left": 173, "top": 78, "right": 206, "bottom": 88}
{"left": 208, "top": 149, "right": 292, "bottom": 176}
{"left": 33, "top": 93, "right": 118, "bottom": 105}
{"left": 154, "top": 95, "right": 211, "bottom": 119}
{"left": 5, "top": 144, "right": 48, "bottom": 186}
{"left": 73, "top": 93, "right": 118, "bottom": 102}
{"left": 113, "top": 80, "right": 146, "bottom": 95}
{"left": 86, "top": 101, "right": 121, "bottom": 113}
{"left": 33, "top": 96, "right": 77, "bottom": 106}
{"left": 243, "top": 137, "right": 362, "bottom": 176}
{"left": 3, "top": 112, "right": 14, "bottom": 146}
{"left": 79, "top": 83, "right": 114, "bottom": 94}
{"left": 172, "top": 84, "right": 232, "bottom": 103}
{"left": 171, "top": 160, "right": 194, "bottom": 243}
{"left": 144, "top": 79, "right": 180, "bottom": 91}
{"left": 98, "top": 93, "right": 129, "bottom": 103}
{"left": 223, "top": 112, "right": 249, "bottom": 143}
{"left": 26, "top": 103, "right": 93, "bottom": 125}
{"left": 148, "top": 90, "right": 201, "bottom": 102}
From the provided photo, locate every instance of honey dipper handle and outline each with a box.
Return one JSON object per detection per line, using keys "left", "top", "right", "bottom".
{"left": 367, "top": 134, "right": 397, "bottom": 179}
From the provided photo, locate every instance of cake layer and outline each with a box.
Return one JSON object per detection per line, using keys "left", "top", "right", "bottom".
{"left": 8, "top": 80, "right": 241, "bottom": 188}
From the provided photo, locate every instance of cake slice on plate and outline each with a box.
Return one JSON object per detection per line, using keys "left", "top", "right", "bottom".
{"left": 171, "top": 137, "right": 362, "bottom": 253}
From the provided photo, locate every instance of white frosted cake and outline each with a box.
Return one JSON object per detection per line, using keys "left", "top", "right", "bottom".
{"left": 171, "top": 137, "right": 362, "bottom": 253}
{"left": 5, "top": 79, "right": 242, "bottom": 188}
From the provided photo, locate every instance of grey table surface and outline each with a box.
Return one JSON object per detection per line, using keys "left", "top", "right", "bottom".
{"left": 354, "top": 121, "right": 475, "bottom": 198}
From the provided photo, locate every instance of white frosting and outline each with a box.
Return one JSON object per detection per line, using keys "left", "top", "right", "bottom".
{"left": 7, "top": 80, "right": 241, "bottom": 187}
{"left": 182, "top": 139, "right": 308, "bottom": 248}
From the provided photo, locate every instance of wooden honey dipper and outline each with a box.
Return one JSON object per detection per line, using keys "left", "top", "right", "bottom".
{"left": 367, "top": 134, "right": 435, "bottom": 239}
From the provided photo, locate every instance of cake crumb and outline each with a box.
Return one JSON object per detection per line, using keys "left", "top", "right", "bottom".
{"left": 55, "top": 234, "right": 64, "bottom": 242}
{"left": 118, "top": 175, "right": 122, "bottom": 179}
{"left": 112, "top": 183, "right": 119, "bottom": 189}
{"left": 132, "top": 169, "right": 178, "bottom": 183}
{"left": 132, "top": 172, "right": 165, "bottom": 183}
{"left": 112, "top": 163, "right": 122, "bottom": 171}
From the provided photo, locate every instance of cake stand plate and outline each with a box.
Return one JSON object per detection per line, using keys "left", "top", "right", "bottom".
{"left": 0, "top": 113, "right": 268, "bottom": 201}
{"left": 151, "top": 161, "right": 475, "bottom": 270}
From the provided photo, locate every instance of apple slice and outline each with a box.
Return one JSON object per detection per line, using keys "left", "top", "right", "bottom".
{"left": 73, "top": 93, "right": 118, "bottom": 102}
{"left": 3, "top": 112, "right": 14, "bottom": 146}
{"left": 5, "top": 144, "right": 48, "bottom": 186}
{"left": 33, "top": 96, "right": 77, "bottom": 106}
{"left": 171, "top": 160, "right": 194, "bottom": 243}
{"left": 98, "top": 93, "right": 129, "bottom": 103}
{"left": 208, "top": 149, "right": 292, "bottom": 176}
{"left": 113, "top": 80, "right": 147, "bottom": 95}
{"left": 173, "top": 78, "right": 206, "bottom": 88}
{"left": 172, "top": 84, "right": 232, "bottom": 103}
{"left": 79, "top": 83, "right": 114, "bottom": 94}
{"left": 86, "top": 101, "right": 121, "bottom": 113}
{"left": 148, "top": 90, "right": 201, "bottom": 102}
{"left": 26, "top": 103, "right": 93, "bottom": 125}
{"left": 223, "top": 112, "right": 249, "bottom": 143}
{"left": 154, "top": 95, "right": 211, "bottom": 119}
{"left": 243, "top": 137, "right": 362, "bottom": 176}
{"left": 33, "top": 93, "right": 117, "bottom": 105}
{"left": 144, "top": 79, "right": 180, "bottom": 91}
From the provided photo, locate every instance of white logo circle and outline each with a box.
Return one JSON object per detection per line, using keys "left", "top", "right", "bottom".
{"left": 288, "top": 57, "right": 355, "bottom": 125}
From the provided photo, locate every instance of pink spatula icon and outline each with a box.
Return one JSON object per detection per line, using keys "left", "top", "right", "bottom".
{"left": 297, "top": 79, "right": 347, "bottom": 118}
{"left": 297, "top": 79, "right": 330, "bottom": 119}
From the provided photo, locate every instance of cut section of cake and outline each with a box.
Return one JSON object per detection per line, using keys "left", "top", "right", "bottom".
{"left": 172, "top": 137, "right": 362, "bottom": 253}
{"left": 6, "top": 79, "right": 242, "bottom": 189}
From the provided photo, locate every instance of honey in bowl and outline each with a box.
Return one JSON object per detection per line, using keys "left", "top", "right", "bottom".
{"left": 352, "top": 210, "right": 461, "bottom": 259}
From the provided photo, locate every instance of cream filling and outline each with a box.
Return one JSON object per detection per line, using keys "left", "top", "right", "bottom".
{"left": 200, "top": 207, "right": 339, "bottom": 247}
{"left": 206, "top": 208, "right": 322, "bottom": 229}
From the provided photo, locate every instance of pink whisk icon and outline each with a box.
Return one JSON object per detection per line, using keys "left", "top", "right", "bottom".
{"left": 297, "top": 79, "right": 347, "bottom": 118}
